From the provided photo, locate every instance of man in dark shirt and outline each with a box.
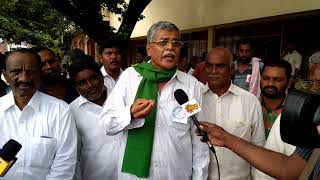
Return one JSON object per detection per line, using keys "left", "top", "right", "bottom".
{"left": 33, "top": 47, "right": 78, "bottom": 103}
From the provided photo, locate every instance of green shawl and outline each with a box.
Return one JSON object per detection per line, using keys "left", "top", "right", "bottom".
{"left": 121, "top": 62, "right": 177, "bottom": 177}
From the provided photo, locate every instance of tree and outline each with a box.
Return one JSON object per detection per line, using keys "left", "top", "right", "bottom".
{"left": 47, "top": 0, "right": 152, "bottom": 46}
{"left": 0, "top": 0, "right": 71, "bottom": 49}
{"left": 0, "top": 0, "right": 151, "bottom": 50}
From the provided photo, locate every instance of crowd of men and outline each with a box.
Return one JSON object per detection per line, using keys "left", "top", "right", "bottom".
{"left": 0, "top": 21, "right": 319, "bottom": 180}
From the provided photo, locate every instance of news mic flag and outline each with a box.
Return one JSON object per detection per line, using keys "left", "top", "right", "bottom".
{"left": 0, "top": 139, "right": 22, "bottom": 177}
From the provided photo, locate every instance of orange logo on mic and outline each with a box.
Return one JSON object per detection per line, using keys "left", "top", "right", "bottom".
{"left": 185, "top": 103, "right": 199, "bottom": 113}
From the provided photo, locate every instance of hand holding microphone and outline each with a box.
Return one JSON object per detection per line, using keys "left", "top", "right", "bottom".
{"left": 0, "top": 139, "right": 22, "bottom": 177}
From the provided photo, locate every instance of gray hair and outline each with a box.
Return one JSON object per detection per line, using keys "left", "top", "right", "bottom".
{"left": 309, "top": 51, "right": 320, "bottom": 67}
{"left": 146, "top": 21, "right": 181, "bottom": 43}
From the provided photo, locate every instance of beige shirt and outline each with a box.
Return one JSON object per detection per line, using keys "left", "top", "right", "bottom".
{"left": 201, "top": 83, "right": 265, "bottom": 180}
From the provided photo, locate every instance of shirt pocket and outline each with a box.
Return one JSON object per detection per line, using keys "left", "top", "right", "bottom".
{"left": 27, "top": 136, "right": 57, "bottom": 169}
{"left": 230, "top": 117, "right": 251, "bottom": 139}
{"left": 166, "top": 101, "right": 190, "bottom": 131}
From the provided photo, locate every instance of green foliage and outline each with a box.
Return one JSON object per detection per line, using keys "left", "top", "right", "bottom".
{"left": 48, "top": 0, "right": 151, "bottom": 46}
{"left": 0, "top": 0, "right": 151, "bottom": 49}
{"left": 0, "top": 0, "right": 72, "bottom": 48}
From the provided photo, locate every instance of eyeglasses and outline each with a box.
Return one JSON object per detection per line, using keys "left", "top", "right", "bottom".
{"left": 295, "top": 80, "right": 320, "bottom": 93}
{"left": 149, "top": 39, "right": 184, "bottom": 48}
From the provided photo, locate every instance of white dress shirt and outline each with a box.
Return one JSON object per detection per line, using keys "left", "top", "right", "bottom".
{"left": 100, "top": 67, "right": 209, "bottom": 180}
{"left": 100, "top": 66, "right": 123, "bottom": 91}
{"left": 252, "top": 115, "right": 295, "bottom": 180}
{"left": 201, "top": 83, "right": 265, "bottom": 180}
{"left": 0, "top": 91, "right": 77, "bottom": 180}
{"left": 283, "top": 50, "right": 302, "bottom": 75}
{"left": 70, "top": 94, "right": 121, "bottom": 180}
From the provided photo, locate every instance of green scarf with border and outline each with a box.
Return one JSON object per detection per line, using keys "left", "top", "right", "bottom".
{"left": 121, "top": 62, "right": 177, "bottom": 177}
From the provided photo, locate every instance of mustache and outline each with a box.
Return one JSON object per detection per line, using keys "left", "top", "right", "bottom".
{"left": 110, "top": 60, "right": 119, "bottom": 64}
{"left": 239, "top": 56, "right": 251, "bottom": 62}
{"left": 162, "top": 51, "right": 176, "bottom": 58}
{"left": 262, "top": 86, "right": 278, "bottom": 91}
{"left": 16, "top": 81, "right": 33, "bottom": 86}
{"left": 207, "top": 74, "right": 221, "bottom": 80}
{"left": 262, "top": 85, "right": 287, "bottom": 99}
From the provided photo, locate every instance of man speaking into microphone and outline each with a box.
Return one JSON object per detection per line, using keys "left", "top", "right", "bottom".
{"left": 100, "top": 21, "right": 209, "bottom": 180}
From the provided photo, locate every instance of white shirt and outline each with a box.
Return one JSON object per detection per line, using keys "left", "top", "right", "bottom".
{"left": 100, "top": 66, "right": 123, "bottom": 91}
{"left": 1, "top": 74, "right": 7, "bottom": 83}
{"left": 252, "top": 115, "right": 295, "bottom": 180}
{"left": 100, "top": 67, "right": 209, "bottom": 180}
{"left": 70, "top": 94, "right": 121, "bottom": 180}
{"left": 201, "top": 83, "right": 265, "bottom": 180}
{"left": 0, "top": 91, "right": 77, "bottom": 180}
{"left": 187, "top": 68, "right": 194, "bottom": 75}
{"left": 283, "top": 50, "right": 302, "bottom": 75}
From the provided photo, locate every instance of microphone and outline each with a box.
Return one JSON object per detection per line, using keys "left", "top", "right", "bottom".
{"left": 0, "top": 139, "right": 22, "bottom": 177}
{"left": 174, "top": 89, "right": 216, "bottom": 153}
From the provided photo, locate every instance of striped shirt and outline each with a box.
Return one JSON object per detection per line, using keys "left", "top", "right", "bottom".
{"left": 233, "top": 59, "right": 264, "bottom": 91}
{"left": 296, "top": 147, "right": 320, "bottom": 180}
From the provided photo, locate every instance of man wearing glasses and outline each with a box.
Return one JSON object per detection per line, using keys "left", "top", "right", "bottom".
{"left": 99, "top": 43, "right": 123, "bottom": 91}
{"left": 100, "top": 21, "right": 209, "bottom": 180}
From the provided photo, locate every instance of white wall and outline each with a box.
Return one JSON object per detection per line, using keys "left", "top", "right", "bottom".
{"left": 110, "top": 0, "right": 320, "bottom": 38}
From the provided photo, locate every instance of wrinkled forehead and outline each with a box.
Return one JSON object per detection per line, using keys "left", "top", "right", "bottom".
{"left": 154, "top": 29, "right": 181, "bottom": 40}
{"left": 262, "top": 66, "right": 287, "bottom": 77}
{"left": 6, "top": 52, "right": 39, "bottom": 68}
{"left": 103, "top": 47, "right": 119, "bottom": 53}
{"left": 77, "top": 68, "right": 100, "bottom": 78}
{"left": 207, "top": 48, "right": 232, "bottom": 64}
{"left": 238, "top": 44, "right": 252, "bottom": 51}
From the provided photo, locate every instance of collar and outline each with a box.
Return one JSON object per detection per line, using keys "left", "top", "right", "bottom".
{"left": 234, "top": 58, "right": 253, "bottom": 65}
{"left": 260, "top": 95, "right": 285, "bottom": 112}
{"left": 134, "top": 62, "right": 184, "bottom": 83}
{"left": 174, "top": 70, "right": 186, "bottom": 83}
{"left": 77, "top": 95, "right": 90, "bottom": 107}
{"left": 100, "top": 67, "right": 123, "bottom": 77}
{"left": 203, "top": 82, "right": 240, "bottom": 96}
{"left": 0, "top": 91, "right": 40, "bottom": 112}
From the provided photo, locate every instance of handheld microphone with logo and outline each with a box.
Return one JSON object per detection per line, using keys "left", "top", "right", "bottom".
{"left": 174, "top": 89, "right": 216, "bottom": 154}
{"left": 0, "top": 139, "right": 22, "bottom": 177}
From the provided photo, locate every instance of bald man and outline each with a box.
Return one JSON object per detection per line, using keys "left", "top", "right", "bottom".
{"left": 201, "top": 47, "right": 265, "bottom": 180}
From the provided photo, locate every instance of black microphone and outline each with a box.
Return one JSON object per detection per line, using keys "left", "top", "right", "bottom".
{"left": 0, "top": 139, "right": 22, "bottom": 177}
{"left": 174, "top": 89, "right": 216, "bottom": 153}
